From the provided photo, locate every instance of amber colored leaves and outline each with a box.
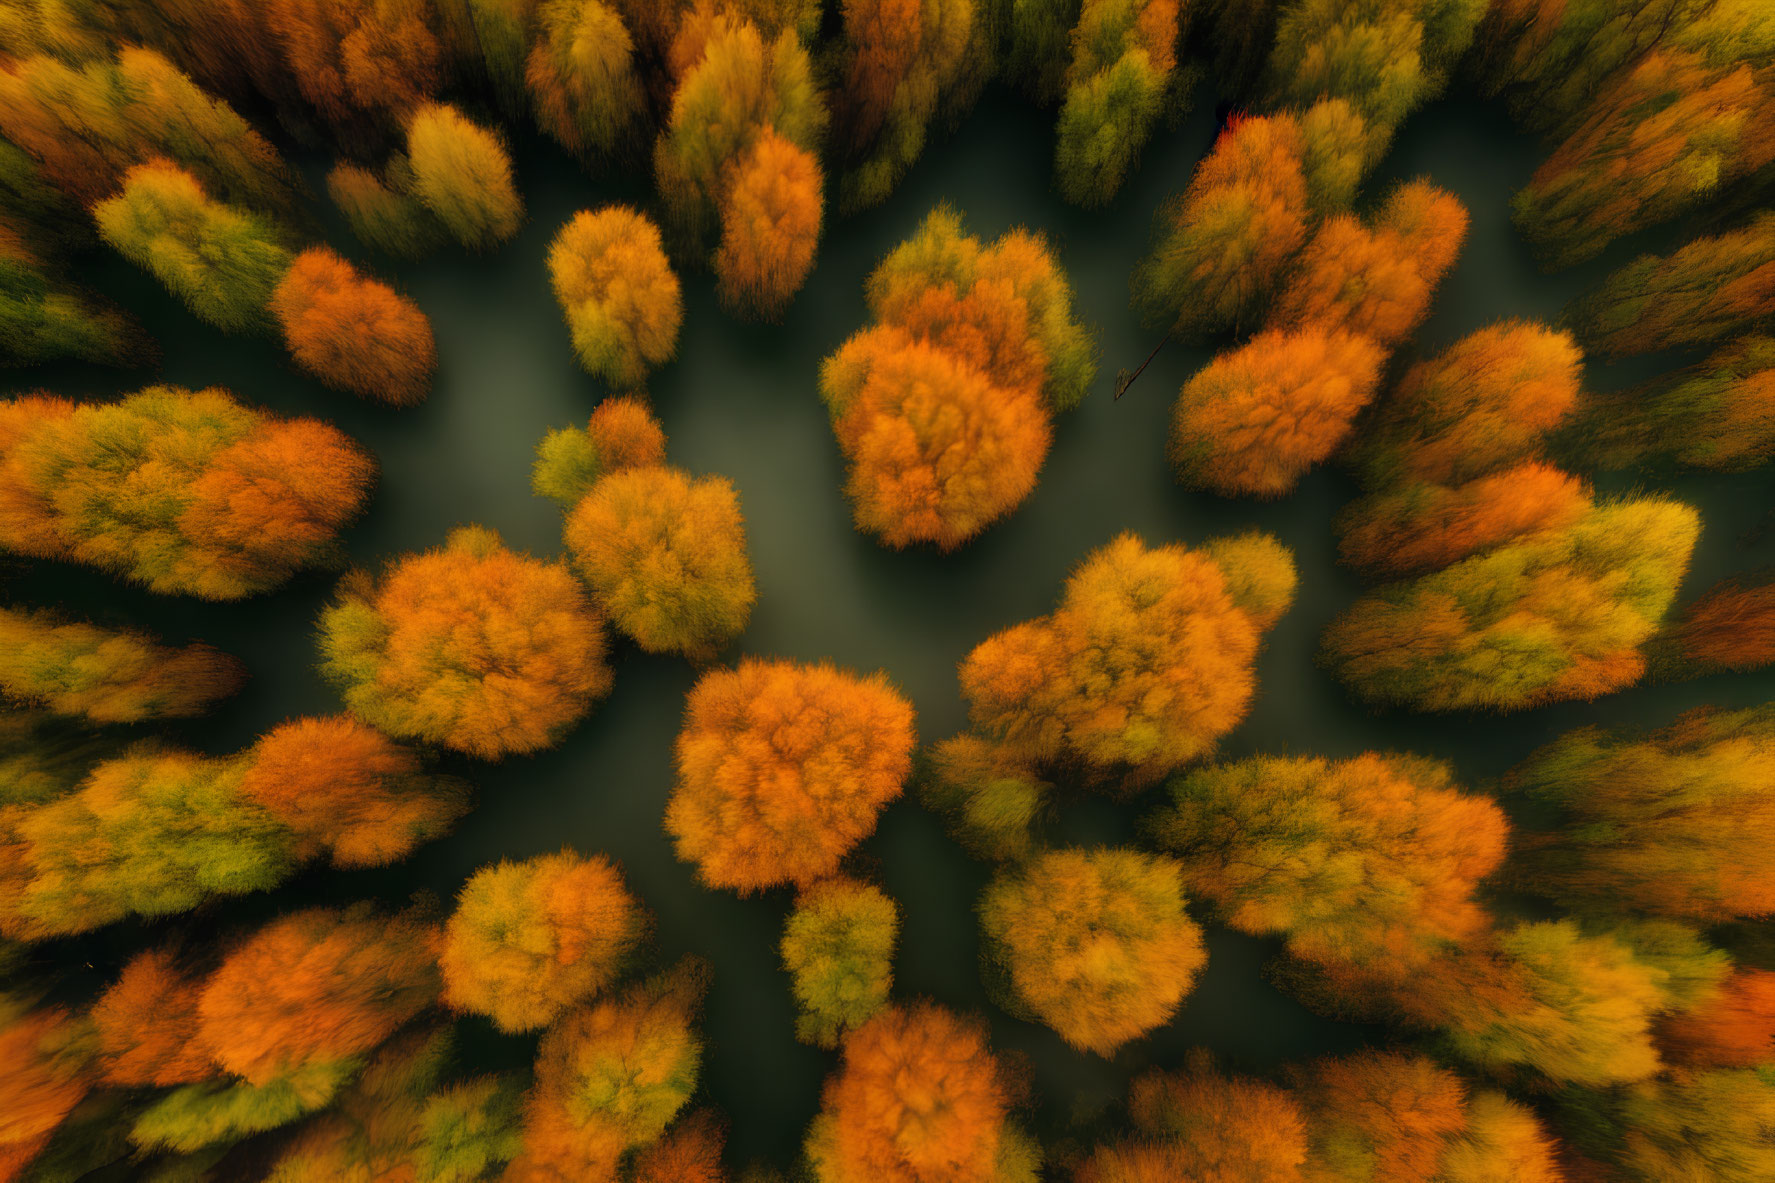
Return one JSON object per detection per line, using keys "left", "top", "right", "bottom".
{"left": 1272, "top": 180, "right": 1469, "bottom": 346}
{"left": 547, "top": 206, "right": 682, "bottom": 388}
{"left": 0, "top": 1007, "right": 89, "bottom": 1181}
{"left": 317, "top": 525, "right": 612, "bottom": 759}
{"left": 1505, "top": 705, "right": 1775, "bottom": 922}
{"left": 821, "top": 207, "right": 1095, "bottom": 549}
{"left": 665, "top": 659, "right": 914, "bottom": 893}
{"left": 0, "top": 605, "right": 243, "bottom": 723}
{"left": 240, "top": 715, "right": 465, "bottom": 869}
{"left": 1170, "top": 325, "right": 1385, "bottom": 497}
{"left": 440, "top": 850, "right": 645, "bottom": 1033}
{"left": 805, "top": 1004, "right": 1026, "bottom": 1183}
{"left": 507, "top": 968, "right": 704, "bottom": 1180}
{"left": 91, "top": 948, "right": 211, "bottom": 1088}
{"left": 1659, "top": 969, "right": 1775, "bottom": 1069}
{"left": 959, "top": 533, "right": 1291, "bottom": 786}
{"left": 563, "top": 464, "right": 756, "bottom": 660}
{"left": 980, "top": 847, "right": 1205, "bottom": 1055}
{"left": 264, "top": 0, "right": 445, "bottom": 131}
{"left": 823, "top": 327, "right": 1051, "bottom": 549}
{"left": 194, "top": 906, "right": 439, "bottom": 1087}
{"left": 1665, "top": 569, "right": 1775, "bottom": 676}
{"left": 1151, "top": 753, "right": 1506, "bottom": 979}
{"left": 1131, "top": 111, "right": 1311, "bottom": 333}
{"left": 0, "top": 387, "right": 372, "bottom": 599}
{"left": 716, "top": 129, "right": 824, "bottom": 320}
{"left": 270, "top": 246, "right": 435, "bottom": 406}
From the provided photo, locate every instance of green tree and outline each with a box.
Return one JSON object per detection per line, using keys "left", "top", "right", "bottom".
{"left": 0, "top": 605, "right": 243, "bottom": 723}
{"left": 1053, "top": 0, "right": 1183, "bottom": 207}
{"left": 93, "top": 159, "right": 291, "bottom": 334}
{"left": 781, "top": 877, "right": 898, "bottom": 1048}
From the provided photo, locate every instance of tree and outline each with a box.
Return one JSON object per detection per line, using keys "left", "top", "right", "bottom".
{"left": 1270, "top": 179, "right": 1469, "bottom": 345}
{"left": 506, "top": 966, "right": 704, "bottom": 1180}
{"left": 780, "top": 876, "right": 898, "bottom": 1048}
{"left": 263, "top": 0, "right": 447, "bottom": 134}
{"left": 1408, "top": 921, "right": 1671, "bottom": 1086}
{"left": 404, "top": 102, "right": 524, "bottom": 250}
{"left": 1000, "top": 0, "right": 1082, "bottom": 102}
{"left": 1337, "top": 320, "right": 1588, "bottom": 578}
{"left": 269, "top": 246, "right": 436, "bottom": 406}
{"left": 0, "top": 715, "right": 460, "bottom": 939}
{"left": 0, "top": 386, "right": 374, "bottom": 599}
{"left": 546, "top": 207, "right": 682, "bottom": 387}
{"left": 1567, "top": 334, "right": 1775, "bottom": 471}
{"left": 1076, "top": 1055, "right": 1309, "bottom": 1182}
{"left": 1346, "top": 320, "right": 1583, "bottom": 490}
{"left": 193, "top": 905, "right": 440, "bottom": 1088}
{"left": 665, "top": 658, "right": 915, "bottom": 894}
{"left": 1512, "top": 49, "right": 1775, "bottom": 269}
{"left": 1266, "top": 0, "right": 1483, "bottom": 145}
{"left": 90, "top": 948, "right": 212, "bottom": 1088}
{"left": 237, "top": 714, "right": 466, "bottom": 869}
{"left": 536, "top": 397, "right": 756, "bottom": 659}
{"left": 1658, "top": 969, "right": 1775, "bottom": 1068}
{"left": 1131, "top": 110, "right": 1312, "bottom": 333}
{"left": 1169, "top": 325, "right": 1385, "bottom": 497}
{"left": 654, "top": 9, "right": 827, "bottom": 271}
{"left": 1295, "top": 1050, "right": 1560, "bottom": 1182}
{"left": 1053, "top": 0, "right": 1183, "bottom": 208}
{"left": 715, "top": 128, "right": 823, "bottom": 319}
{"left": 1607, "top": 1068, "right": 1775, "bottom": 1181}
{"left": 531, "top": 393, "right": 667, "bottom": 504}
{"left": 980, "top": 847, "right": 1205, "bottom": 1056}
{"left": 0, "top": 1003, "right": 91, "bottom": 1181}
{"left": 822, "top": 207, "right": 1096, "bottom": 549}
{"left": 1473, "top": 0, "right": 1703, "bottom": 133}
{"left": 804, "top": 1003, "right": 1038, "bottom": 1183}
{"left": 526, "top": 0, "right": 644, "bottom": 157}
{"left": 1659, "top": 568, "right": 1775, "bottom": 676}
{"left": 834, "top": 0, "right": 982, "bottom": 210}
{"left": 440, "top": 850, "right": 645, "bottom": 1033}
{"left": 416, "top": 1073, "right": 526, "bottom": 1182}
{"left": 1503, "top": 706, "right": 1775, "bottom": 922}
{"left": 1149, "top": 753, "right": 1506, "bottom": 977}
{"left": 1321, "top": 497, "right": 1700, "bottom": 711}
{"left": 0, "top": 605, "right": 243, "bottom": 723}
{"left": 0, "top": 218, "right": 143, "bottom": 367}
{"left": 958, "top": 532, "right": 1295, "bottom": 786}
{"left": 318, "top": 525, "right": 613, "bottom": 759}
{"left": 93, "top": 159, "right": 292, "bottom": 334}
{"left": 1562, "top": 211, "right": 1775, "bottom": 357}
{"left": 0, "top": 46, "right": 300, "bottom": 211}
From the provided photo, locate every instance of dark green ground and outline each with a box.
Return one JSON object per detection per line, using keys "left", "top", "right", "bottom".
{"left": 15, "top": 82, "right": 1775, "bottom": 1169}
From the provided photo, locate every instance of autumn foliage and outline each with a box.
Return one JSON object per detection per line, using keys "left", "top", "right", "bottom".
{"left": 958, "top": 532, "right": 1295, "bottom": 786}
{"left": 781, "top": 876, "right": 899, "bottom": 1048}
{"left": 1150, "top": 753, "right": 1506, "bottom": 980}
{"left": 270, "top": 246, "right": 436, "bottom": 406}
{"left": 1661, "top": 569, "right": 1775, "bottom": 676}
{"left": 1271, "top": 179, "right": 1470, "bottom": 346}
{"left": 1658, "top": 969, "right": 1775, "bottom": 1069}
{"left": 715, "top": 128, "right": 824, "bottom": 319}
{"left": 547, "top": 207, "right": 682, "bottom": 387}
{"left": 804, "top": 1003, "right": 1036, "bottom": 1183}
{"left": 507, "top": 966, "right": 704, "bottom": 1180}
{"left": 318, "top": 525, "right": 613, "bottom": 759}
{"left": 0, "top": 605, "right": 242, "bottom": 723}
{"left": 821, "top": 207, "right": 1096, "bottom": 548}
{"left": 526, "top": 0, "right": 645, "bottom": 158}
{"left": 1053, "top": 0, "right": 1183, "bottom": 207}
{"left": 0, "top": 714, "right": 462, "bottom": 940}
{"left": 1170, "top": 325, "right": 1385, "bottom": 497}
{"left": 1504, "top": 706, "right": 1775, "bottom": 923}
{"left": 979, "top": 847, "right": 1205, "bottom": 1055}
{"left": 440, "top": 849, "right": 645, "bottom": 1033}
{"left": 0, "top": 1005, "right": 91, "bottom": 1180}
{"left": 1323, "top": 496, "right": 1699, "bottom": 711}
{"left": 0, "top": 386, "right": 373, "bottom": 599}
{"left": 536, "top": 398, "right": 756, "bottom": 659}
{"left": 1077, "top": 1055, "right": 1311, "bottom": 1182}
{"left": 1566, "top": 334, "right": 1775, "bottom": 472}
{"left": 665, "top": 658, "right": 914, "bottom": 894}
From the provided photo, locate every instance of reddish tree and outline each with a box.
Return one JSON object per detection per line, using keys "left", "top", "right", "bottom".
{"left": 270, "top": 246, "right": 436, "bottom": 406}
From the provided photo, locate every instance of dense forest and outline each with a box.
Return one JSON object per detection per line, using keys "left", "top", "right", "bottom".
{"left": 3, "top": 0, "right": 1775, "bottom": 1180}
